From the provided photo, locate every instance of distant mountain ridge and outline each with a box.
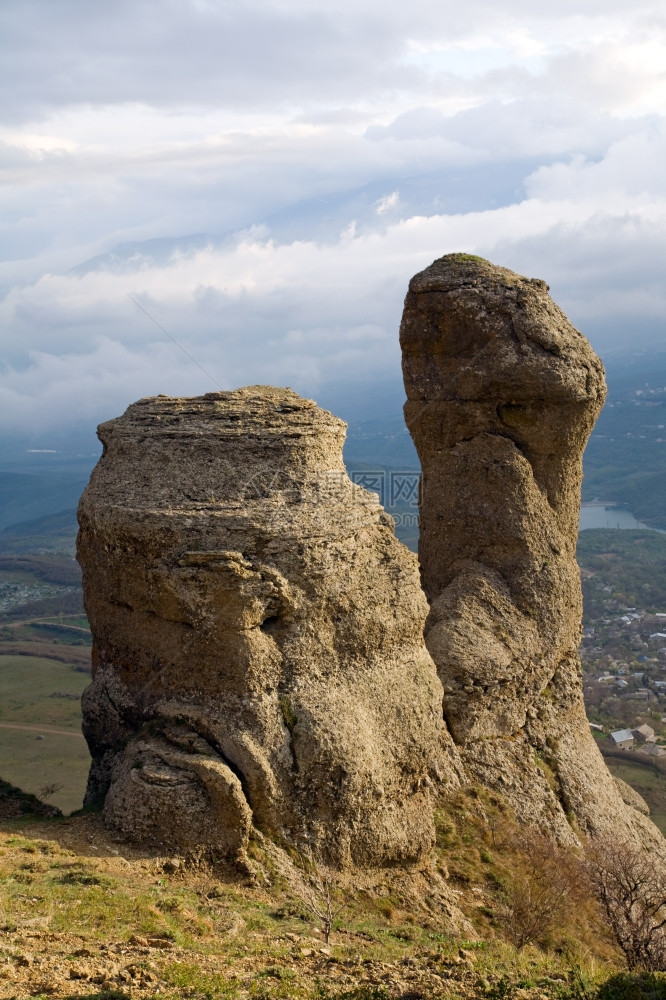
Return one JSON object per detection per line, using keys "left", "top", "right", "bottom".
{"left": 0, "top": 473, "right": 88, "bottom": 534}
{"left": 66, "top": 162, "right": 534, "bottom": 279}
{"left": 0, "top": 508, "right": 78, "bottom": 555}
{"left": 67, "top": 233, "right": 218, "bottom": 276}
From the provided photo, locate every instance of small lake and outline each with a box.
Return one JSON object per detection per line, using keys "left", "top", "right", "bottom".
{"left": 579, "top": 503, "right": 666, "bottom": 534}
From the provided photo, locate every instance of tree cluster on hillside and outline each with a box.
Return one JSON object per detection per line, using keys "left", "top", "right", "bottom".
{"left": 577, "top": 530, "right": 666, "bottom": 618}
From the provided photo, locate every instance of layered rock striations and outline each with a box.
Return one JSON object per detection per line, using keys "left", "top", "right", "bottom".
{"left": 77, "top": 387, "right": 449, "bottom": 865}
{"left": 401, "top": 253, "right": 664, "bottom": 848}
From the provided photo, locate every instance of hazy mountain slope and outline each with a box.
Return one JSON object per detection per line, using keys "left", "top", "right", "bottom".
{"left": 0, "top": 473, "right": 89, "bottom": 533}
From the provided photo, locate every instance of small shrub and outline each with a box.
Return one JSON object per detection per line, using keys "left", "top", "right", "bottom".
{"left": 556, "top": 966, "right": 599, "bottom": 999}
{"left": 486, "top": 978, "right": 516, "bottom": 999}
{"left": 163, "top": 961, "right": 239, "bottom": 998}
{"left": 38, "top": 782, "right": 63, "bottom": 800}
{"left": 273, "top": 848, "right": 353, "bottom": 945}
{"left": 587, "top": 839, "right": 666, "bottom": 971}
{"left": 495, "top": 828, "right": 589, "bottom": 950}
{"left": 597, "top": 971, "right": 666, "bottom": 999}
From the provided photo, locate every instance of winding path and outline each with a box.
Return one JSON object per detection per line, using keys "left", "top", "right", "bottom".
{"left": 0, "top": 722, "right": 84, "bottom": 738}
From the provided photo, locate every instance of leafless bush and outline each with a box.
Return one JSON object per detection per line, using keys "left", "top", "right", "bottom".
{"left": 496, "top": 828, "right": 589, "bottom": 949}
{"left": 587, "top": 838, "right": 666, "bottom": 971}
{"left": 293, "top": 853, "right": 352, "bottom": 945}
{"left": 267, "top": 844, "right": 353, "bottom": 944}
{"left": 38, "top": 782, "right": 63, "bottom": 801}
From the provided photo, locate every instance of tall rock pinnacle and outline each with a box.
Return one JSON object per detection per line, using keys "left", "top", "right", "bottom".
{"left": 78, "top": 386, "right": 446, "bottom": 866}
{"left": 401, "top": 253, "right": 664, "bottom": 848}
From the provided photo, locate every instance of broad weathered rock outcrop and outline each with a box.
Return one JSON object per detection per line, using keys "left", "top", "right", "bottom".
{"left": 401, "top": 253, "right": 664, "bottom": 849}
{"left": 78, "top": 387, "right": 449, "bottom": 866}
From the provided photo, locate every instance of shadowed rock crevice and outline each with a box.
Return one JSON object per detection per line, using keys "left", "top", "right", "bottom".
{"left": 78, "top": 387, "right": 454, "bottom": 867}
{"left": 401, "top": 253, "right": 665, "bottom": 852}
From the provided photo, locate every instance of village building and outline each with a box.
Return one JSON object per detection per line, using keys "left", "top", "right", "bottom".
{"left": 640, "top": 743, "right": 666, "bottom": 758}
{"left": 632, "top": 723, "right": 656, "bottom": 743}
{"left": 608, "top": 729, "right": 635, "bottom": 749}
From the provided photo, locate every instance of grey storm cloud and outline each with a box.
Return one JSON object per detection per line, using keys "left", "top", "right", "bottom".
{"left": 1, "top": 0, "right": 420, "bottom": 119}
{"left": 2, "top": 0, "right": 663, "bottom": 118}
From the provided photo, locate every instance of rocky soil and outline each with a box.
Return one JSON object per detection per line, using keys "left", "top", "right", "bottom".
{"left": 0, "top": 811, "right": 621, "bottom": 1000}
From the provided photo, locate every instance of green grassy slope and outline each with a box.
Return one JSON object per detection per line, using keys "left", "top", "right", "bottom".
{"left": 0, "top": 654, "right": 90, "bottom": 813}
{"left": 603, "top": 756, "right": 666, "bottom": 835}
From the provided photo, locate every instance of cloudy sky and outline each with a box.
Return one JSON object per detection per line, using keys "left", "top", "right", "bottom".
{"left": 2, "top": 0, "right": 665, "bottom": 438}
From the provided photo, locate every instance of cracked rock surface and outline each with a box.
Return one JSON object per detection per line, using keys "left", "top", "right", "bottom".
{"left": 77, "top": 386, "right": 449, "bottom": 866}
{"left": 401, "top": 253, "right": 665, "bottom": 850}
